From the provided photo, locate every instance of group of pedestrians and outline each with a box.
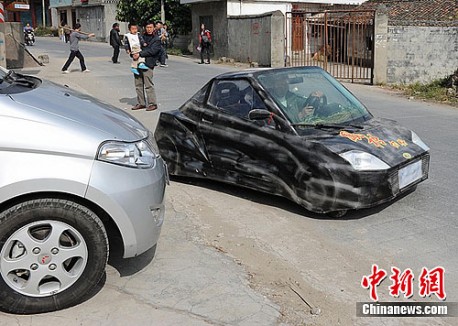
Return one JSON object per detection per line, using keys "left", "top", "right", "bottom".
{"left": 60, "top": 21, "right": 212, "bottom": 113}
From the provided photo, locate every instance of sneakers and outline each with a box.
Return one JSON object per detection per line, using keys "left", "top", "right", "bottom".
{"left": 138, "top": 63, "right": 149, "bottom": 70}
{"left": 82, "top": 69, "right": 91, "bottom": 73}
{"left": 160, "top": 64, "right": 168, "bottom": 68}
{"left": 130, "top": 67, "right": 140, "bottom": 75}
{"left": 62, "top": 70, "right": 70, "bottom": 74}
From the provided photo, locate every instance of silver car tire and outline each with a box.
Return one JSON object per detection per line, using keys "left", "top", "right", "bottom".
{"left": 0, "top": 198, "right": 108, "bottom": 314}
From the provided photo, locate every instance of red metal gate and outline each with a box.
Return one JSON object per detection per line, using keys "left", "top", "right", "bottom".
{"left": 286, "top": 10, "right": 375, "bottom": 84}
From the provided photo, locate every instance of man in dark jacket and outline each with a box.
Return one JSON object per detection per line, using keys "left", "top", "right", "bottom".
{"left": 110, "top": 23, "right": 122, "bottom": 64}
{"left": 131, "top": 21, "right": 162, "bottom": 111}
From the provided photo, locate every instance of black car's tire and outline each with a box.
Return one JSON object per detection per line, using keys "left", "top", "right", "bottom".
{"left": 0, "top": 198, "right": 108, "bottom": 314}
{"left": 326, "top": 210, "right": 348, "bottom": 218}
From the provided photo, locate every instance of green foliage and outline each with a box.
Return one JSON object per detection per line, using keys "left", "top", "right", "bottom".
{"left": 116, "top": 0, "right": 191, "bottom": 35}
{"left": 34, "top": 26, "right": 59, "bottom": 37}
{"left": 391, "top": 71, "right": 458, "bottom": 106}
{"left": 407, "top": 82, "right": 447, "bottom": 101}
{"left": 167, "top": 47, "right": 192, "bottom": 56}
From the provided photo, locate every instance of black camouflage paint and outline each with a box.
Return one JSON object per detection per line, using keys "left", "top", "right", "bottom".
{"left": 154, "top": 67, "right": 430, "bottom": 215}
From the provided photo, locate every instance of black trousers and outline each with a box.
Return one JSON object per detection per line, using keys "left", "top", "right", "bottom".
{"left": 159, "top": 46, "right": 167, "bottom": 65}
{"left": 62, "top": 50, "right": 87, "bottom": 71}
{"left": 200, "top": 43, "right": 211, "bottom": 63}
{"left": 112, "top": 45, "right": 120, "bottom": 63}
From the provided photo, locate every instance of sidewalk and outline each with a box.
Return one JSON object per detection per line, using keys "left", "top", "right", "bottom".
{"left": 1, "top": 37, "right": 281, "bottom": 326}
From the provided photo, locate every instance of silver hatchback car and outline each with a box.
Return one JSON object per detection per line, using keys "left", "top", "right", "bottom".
{"left": 0, "top": 68, "right": 167, "bottom": 314}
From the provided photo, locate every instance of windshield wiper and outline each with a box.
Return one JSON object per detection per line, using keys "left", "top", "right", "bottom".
{"left": 291, "top": 123, "right": 364, "bottom": 129}
{"left": 11, "top": 78, "right": 36, "bottom": 88}
{"left": 1, "top": 70, "right": 36, "bottom": 88}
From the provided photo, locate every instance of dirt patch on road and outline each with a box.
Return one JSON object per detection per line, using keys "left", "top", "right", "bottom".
{"left": 170, "top": 181, "right": 356, "bottom": 325}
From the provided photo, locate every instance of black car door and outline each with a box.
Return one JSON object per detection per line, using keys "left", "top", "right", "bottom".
{"left": 198, "top": 78, "right": 298, "bottom": 196}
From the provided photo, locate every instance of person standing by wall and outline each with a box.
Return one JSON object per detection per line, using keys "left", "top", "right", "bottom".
{"left": 198, "top": 24, "right": 212, "bottom": 64}
{"left": 61, "top": 23, "right": 95, "bottom": 74}
{"left": 110, "top": 23, "right": 122, "bottom": 64}
{"left": 131, "top": 21, "right": 162, "bottom": 111}
{"left": 158, "top": 22, "right": 169, "bottom": 67}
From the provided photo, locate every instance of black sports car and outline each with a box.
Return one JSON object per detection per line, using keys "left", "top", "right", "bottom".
{"left": 155, "top": 67, "right": 430, "bottom": 217}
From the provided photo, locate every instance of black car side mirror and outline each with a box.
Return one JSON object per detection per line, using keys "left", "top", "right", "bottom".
{"left": 248, "top": 109, "right": 272, "bottom": 121}
{"left": 248, "top": 109, "right": 292, "bottom": 132}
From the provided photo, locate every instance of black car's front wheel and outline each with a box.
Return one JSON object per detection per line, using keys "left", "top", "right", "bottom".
{"left": 326, "top": 210, "right": 348, "bottom": 218}
{"left": 0, "top": 198, "right": 108, "bottom": 314}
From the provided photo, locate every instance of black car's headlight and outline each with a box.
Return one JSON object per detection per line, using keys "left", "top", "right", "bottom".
{"left": 97, "top": 139, "right": 158, "bottom": 169}
{"left": 411, "top": 131, "right": 429, "bottom": 151}
{"left": 339, "top": 150, "right": 390, "bottom": 171}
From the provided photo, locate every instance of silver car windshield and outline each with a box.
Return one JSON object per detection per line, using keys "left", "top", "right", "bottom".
{"left": 255, "top": 68, "right": 372, "bottom": 127}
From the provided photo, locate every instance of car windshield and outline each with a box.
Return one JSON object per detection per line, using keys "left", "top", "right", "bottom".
{"left": 255, "top": 67, "right": 372, "bottom": 129}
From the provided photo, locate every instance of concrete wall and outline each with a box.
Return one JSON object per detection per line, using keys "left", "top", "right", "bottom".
{"left": 172, "top": 34, "right": 193, "bottom": 51}
{"left": 373, "top": 7, "right": 457, "bottom": 85}
{"left": 0, "top": 23, "right": 24, "bottom": 69}
{"left": 227, "top": 11, "right": 284, "bottom": 67}
{"left": 386, "top": 26, "right": 458, "bottom": 84}
{"left": 191, "top": 2, "right": 228, "bottom": 59}
{"left": 77, "top": 6, "right": 106, "bottom": 41}
{"left": 102, "top": 3, "right": 122, "bottom": 41}
{"left": 191, "top": 2, "right": 284, "bottom": 66}
{"left": 227, "top": 1, "right": 290, "bottom": 16}
{"left": 373, "top": 7, "right": 388, "bottom": 85}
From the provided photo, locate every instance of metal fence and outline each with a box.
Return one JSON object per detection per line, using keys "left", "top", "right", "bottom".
{"left": 285, "top": 10, "right": 375, "bottom": 84}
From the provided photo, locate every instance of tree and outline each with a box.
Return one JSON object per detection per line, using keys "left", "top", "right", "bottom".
{"left": 116, "top": 0, "right": 191, "bottom": 35}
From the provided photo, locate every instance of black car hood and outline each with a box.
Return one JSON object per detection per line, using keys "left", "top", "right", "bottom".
{"left": 313, "top": 118, "right": 427, "bottom": 167}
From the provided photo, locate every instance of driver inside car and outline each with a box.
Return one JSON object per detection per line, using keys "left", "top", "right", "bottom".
{"left": 271, "top": 75, "right": 324, "bottom": 123}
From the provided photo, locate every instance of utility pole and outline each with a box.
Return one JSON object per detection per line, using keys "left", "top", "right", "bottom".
{"left": 0, "top": 2, "right": 6, "bottom": 68}
{"left": 42, "top": 0, "right": 46, "bottom": 27}
{"left": 161, "top": 0, "right": 165, "bottom": 23}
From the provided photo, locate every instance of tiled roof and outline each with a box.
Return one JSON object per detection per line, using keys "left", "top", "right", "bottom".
{"left": 359, "top": 0, "right": 458, "bottom": 26}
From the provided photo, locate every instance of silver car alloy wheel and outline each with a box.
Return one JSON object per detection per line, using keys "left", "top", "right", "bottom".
{"left": 0, "top": 220, "right": 88, "bottom": 297}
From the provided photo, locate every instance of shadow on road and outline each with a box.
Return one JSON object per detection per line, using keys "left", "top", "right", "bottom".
{"left": 169, "top": 175, "right": 414, "bottom": 221}
{"left": 119, "top": 97, "right": 137, "bottom": 106}
{"left": 108, "top": 225, "right": 156, "bottom": 277}
{"left": 106, "top": 221, "right": 157, "bottom": 277}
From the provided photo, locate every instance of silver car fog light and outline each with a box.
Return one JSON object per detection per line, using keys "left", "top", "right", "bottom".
{"left": 97, "top": 140, "right": 157, "bottom": 169}
{"left": 150, "top": 207, "right": 164, "bottom": 227}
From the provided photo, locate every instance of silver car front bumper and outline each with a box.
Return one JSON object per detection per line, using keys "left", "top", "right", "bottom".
{"left": 86, "top": 158, "right": 167, "bottom": 258}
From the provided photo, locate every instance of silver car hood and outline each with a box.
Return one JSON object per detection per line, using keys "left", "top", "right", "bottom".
{"left": 8, "top": 80, "right": 148, "bottom": 143}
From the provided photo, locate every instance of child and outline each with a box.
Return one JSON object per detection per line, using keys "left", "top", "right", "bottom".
{"left": 124, "top": 23, "right": 149, "bottom": 75}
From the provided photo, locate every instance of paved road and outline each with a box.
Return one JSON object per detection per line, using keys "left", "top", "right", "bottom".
{"left": 2, "top": 37, "right": 457, "bottom": 325}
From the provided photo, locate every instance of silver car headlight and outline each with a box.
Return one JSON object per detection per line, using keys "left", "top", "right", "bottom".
{"left": 97, "top": 139, "right": 157, "bottom": 169}
{"left": 339, "top": 150, "right": 390, "bottom": 171}
{"left": 411, "top": 131, "right": 429, "bottom": 151}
